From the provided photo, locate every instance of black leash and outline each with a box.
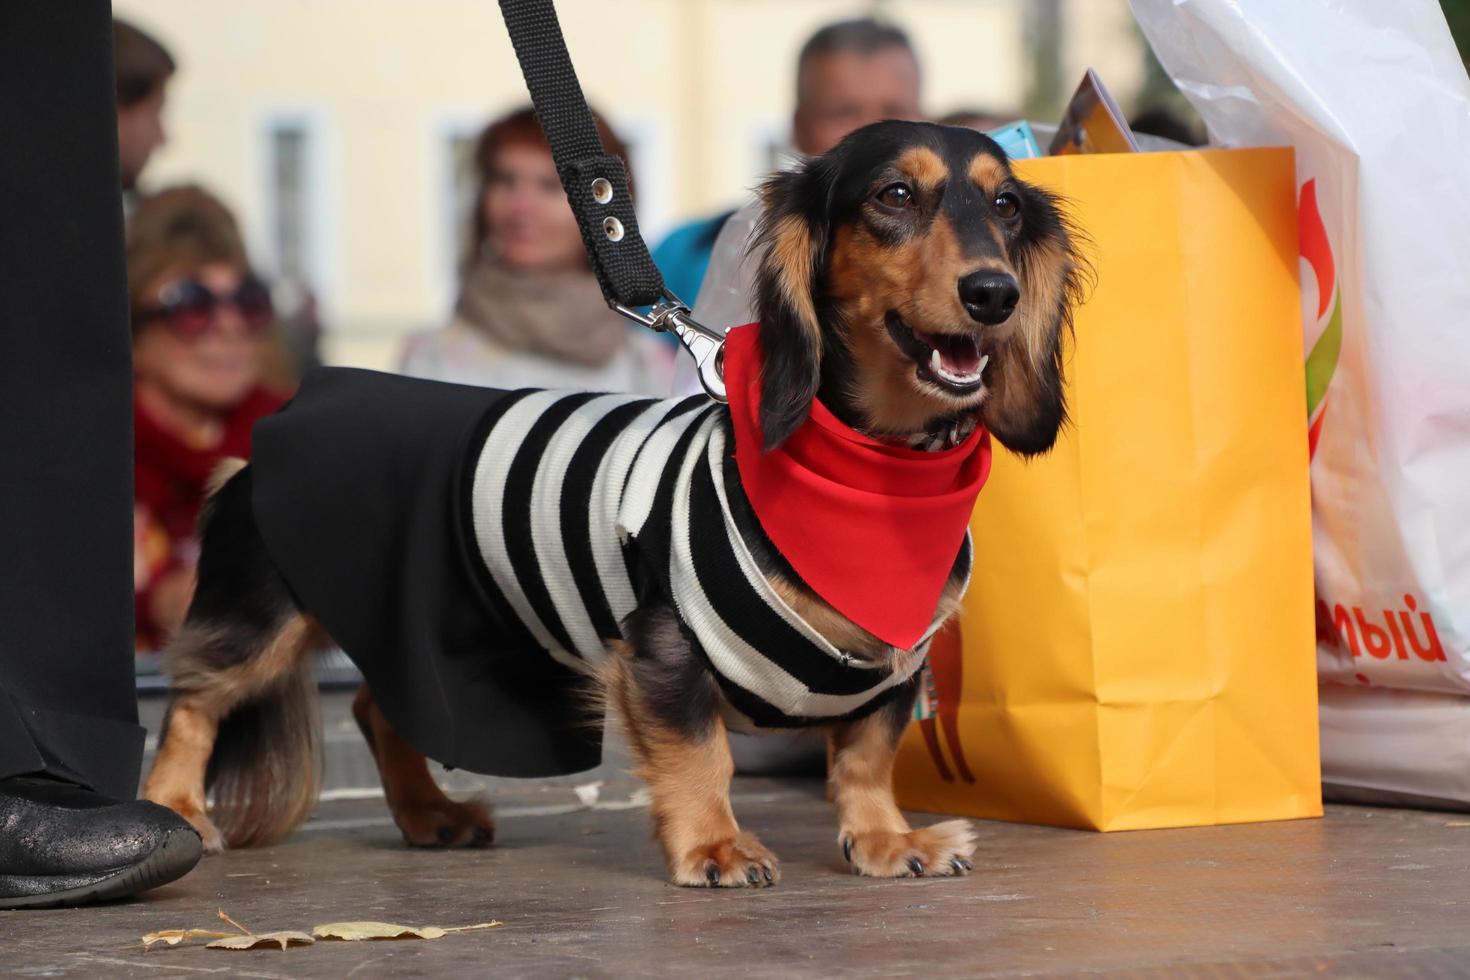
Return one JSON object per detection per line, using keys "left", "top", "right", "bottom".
{"left": 497, "top": 0, "right": 727, "bottom": 400}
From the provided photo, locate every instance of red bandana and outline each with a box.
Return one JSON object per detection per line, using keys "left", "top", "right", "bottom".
{"left": 722, "top": 324, "right": 992, "bottom": 649}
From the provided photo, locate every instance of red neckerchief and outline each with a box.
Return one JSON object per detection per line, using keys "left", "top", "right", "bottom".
{"left": 134, "top": 386, "right": 286, "bottom": 541}
{"left": 722, "top": 324, "right": 992, "bottom": 650}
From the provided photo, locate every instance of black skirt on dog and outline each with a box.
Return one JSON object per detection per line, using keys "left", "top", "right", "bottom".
{"left": 251, "top": 367, "right": 939, "bottom": 777}
{"left": 252, "top": 367, "right": 604, "bottom": 778}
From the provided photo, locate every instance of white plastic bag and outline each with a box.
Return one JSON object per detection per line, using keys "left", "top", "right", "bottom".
{"left": 667, "top": 200, "right": 759, "bottom": 397}
{"left": 1133, "top": 0, "right": 1470, "bottom": 803}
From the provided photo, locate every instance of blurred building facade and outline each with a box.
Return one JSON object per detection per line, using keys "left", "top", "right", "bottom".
{"left": 117, "top": 0, "right": 1144, "bottom": 369}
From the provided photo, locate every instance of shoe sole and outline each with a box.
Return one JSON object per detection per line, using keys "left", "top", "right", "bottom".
{"left": 0, "top": 826, "right": 203, "bottom": 910}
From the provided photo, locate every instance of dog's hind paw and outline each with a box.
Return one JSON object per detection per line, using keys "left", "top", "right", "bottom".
{"left": 158, "top": 802, "right": 224, "bottom": 854}
{"left": 839, "top": 819, "right": 976, "bottom": 878}
{"left": 192, "top": 816, "right": 225, "bottom": 855}
{"left": 394, "top": 797, "right": 496, "bottom": 849}
{"left": 672, "top": 831, "right": 780, "bottom": 888}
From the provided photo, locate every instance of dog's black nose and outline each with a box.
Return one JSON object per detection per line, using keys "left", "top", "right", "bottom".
{"left": 958, "top": 271, "right": 1020, "bottom": 325}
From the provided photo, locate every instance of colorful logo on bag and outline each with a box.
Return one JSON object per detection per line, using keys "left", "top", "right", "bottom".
{"left": 1299, "top": 179, "right": 1341, "bottom": 459}
{"left": 913, "top": 623, "right": 975, "bottom": 784}
{"left": 1315, "top": 594, "right": 1447, "bottom": 672}
{"left": 912, "top": 661, "right": 939, "bottom": 722}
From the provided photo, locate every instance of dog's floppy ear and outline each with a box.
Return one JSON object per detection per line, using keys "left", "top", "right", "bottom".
{"left": 983, "top": 182, "right": 1091, "bottom": 457}
{"left": 751, "top": 157, "right": 836, "bottom": 450}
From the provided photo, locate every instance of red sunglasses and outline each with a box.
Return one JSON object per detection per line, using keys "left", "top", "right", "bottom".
{"left": 136, "top": 276, "right": 274, "bottom": 339}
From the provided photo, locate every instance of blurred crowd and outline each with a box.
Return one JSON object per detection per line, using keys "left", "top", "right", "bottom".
{"left": 119, "top": 14, "right": 1197, "bottom": 653}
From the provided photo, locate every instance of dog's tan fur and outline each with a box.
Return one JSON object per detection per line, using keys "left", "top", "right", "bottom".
{"left": 601, "top": 641, "right": 778, "bottom": 887}
{"left": 830, "top": 712, "right": 975, "bottom": 876}
{"left": 205, "top": 456, "right": 248, "bottom": 497}
{"left": 897, "top": 145, "right": 949, "bottom": 190}
{"left": 143, "top": 614, "right": 325, "bottom": 852}
{"left": 141, "top": 700, "right": 222, "bottom": 850}
{"left": 765, "top": 212, "right": 823, "bottom": 357}
{"left": 967, "top": 152, "right": 1009, "bottom": 191}
{"left": 351, "top": 686, "right": 496, "bottom": 848}
{"left": 831, "top": 214, "right": 983, "bottom": 434}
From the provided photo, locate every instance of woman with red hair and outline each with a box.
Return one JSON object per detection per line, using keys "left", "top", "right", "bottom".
{"left": 401, "top": 106, "right": 672, "bottom": 394}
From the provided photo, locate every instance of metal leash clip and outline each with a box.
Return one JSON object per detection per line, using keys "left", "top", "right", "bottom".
{"left": 614, "top": 294, "right": 728, "bottom": 402}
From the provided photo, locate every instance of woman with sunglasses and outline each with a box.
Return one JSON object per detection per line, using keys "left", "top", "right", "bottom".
{"left": 128, "top": 185, "right": 286, "bottom": 650}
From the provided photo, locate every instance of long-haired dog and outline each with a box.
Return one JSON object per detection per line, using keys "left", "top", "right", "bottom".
{"left": 143, "top": 121, "right": 1086, "bottom": 887}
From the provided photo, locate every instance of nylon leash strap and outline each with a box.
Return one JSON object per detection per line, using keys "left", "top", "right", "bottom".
{"left": 497, "top": 0, "right": 727, "bottom": 400}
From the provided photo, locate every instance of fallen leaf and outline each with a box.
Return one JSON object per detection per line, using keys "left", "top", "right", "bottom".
{"left": 207, "top": 931, "right": 316, "bottom": 951}
{"left": 313, "top": 921, "right": 503, "bottom": 942}
{"left": 140, "top": 929, "right": 235, "bottom": 949}
{"left": 313, "top": 921, "right": 445, "bottom": 941}
{"left": 217, "top": 909, "right": 252, "bottom": 935}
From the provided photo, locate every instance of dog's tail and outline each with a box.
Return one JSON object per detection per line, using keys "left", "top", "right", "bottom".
{"left": 205, "top": 652, "right": 323, "bottom": 849}
{"left": 165, "top": 461, "right": 324, "bottom": 848}
{"left": 206, "top": 456, "right": 248, "bottom": 497}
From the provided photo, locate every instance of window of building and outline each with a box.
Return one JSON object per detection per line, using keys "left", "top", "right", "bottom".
{"left": 268, "top": 122, "right": 312, "bottom": 286}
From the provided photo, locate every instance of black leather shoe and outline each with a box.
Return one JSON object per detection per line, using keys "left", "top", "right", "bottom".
{"left": 0, "top": 775, "right": 202, "bottom": 909}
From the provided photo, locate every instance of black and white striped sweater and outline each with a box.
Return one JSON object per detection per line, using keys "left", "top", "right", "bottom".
{"left": 467, "top": 388, "right": 968, "bottom": 730}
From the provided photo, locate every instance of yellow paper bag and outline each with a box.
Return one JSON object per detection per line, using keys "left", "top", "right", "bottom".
{"left": 894, "top": 148, "right": 1321, "bottom": 831}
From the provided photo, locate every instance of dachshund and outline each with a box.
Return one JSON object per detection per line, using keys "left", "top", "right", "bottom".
{"left": 142, "top": 120, "right": 1086, "bottom": 888}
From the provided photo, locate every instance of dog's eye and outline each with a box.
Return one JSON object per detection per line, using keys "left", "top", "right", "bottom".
{"left": 994, "top": 192, "right": 1021, "bottom": 220}
{"left": 876, "top": 182, "right": 915, "bottom": 209}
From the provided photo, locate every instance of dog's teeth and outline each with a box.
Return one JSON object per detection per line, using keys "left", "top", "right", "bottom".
{"left": 927, "top": 347, "right": 988, "bottom": 388}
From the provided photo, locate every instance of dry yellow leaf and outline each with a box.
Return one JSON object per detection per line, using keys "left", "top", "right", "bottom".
{"left": 312, "top": 921, "right": 503, "bottom": 942}
{"left": 140, "top": 928, "right": 235, "bottom": 949}
{"left": 139, "top": 910, "right": 499, "bottom": 953}
{"left": 313, "top": 921, "right": 446, "bottom": 941}
{"left": 216, "top": 909, "right": 250, "bottom": 934}
{"left": 207, "top": 931, "right": 316, "bottom": 951}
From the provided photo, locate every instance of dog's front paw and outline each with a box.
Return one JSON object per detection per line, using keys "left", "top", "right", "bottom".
{"left": 393, "top": 797, "right": 496, "bottom": 849}
{"left": 839, "top": 819, "right": 975, "bottom": 878}
{"left": 672, "top": 831, "right": 780, "bottom": 888}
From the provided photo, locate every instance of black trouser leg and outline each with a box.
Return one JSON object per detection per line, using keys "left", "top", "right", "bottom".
{"left": 0, "top": 3, "right": 143, "bottom": 800}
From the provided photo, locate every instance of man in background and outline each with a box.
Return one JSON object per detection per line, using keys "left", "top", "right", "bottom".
{"left": 791, "top": 18, "right": 922, "bottom": 159}
{"left": 0, "top": 6, "right": 200, "bottom": 909}
{"left": 114, "top": 18, "right": 175, "bottom": 192}
{"left": 652, "top": 17, "right": 923, "bottom": 309}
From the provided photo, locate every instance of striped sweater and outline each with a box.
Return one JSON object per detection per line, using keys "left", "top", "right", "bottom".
{"left": 468, "top": 389, "right": 968, "bottom": 730}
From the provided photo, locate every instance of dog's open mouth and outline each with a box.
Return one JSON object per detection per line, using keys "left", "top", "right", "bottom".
{"left": 885, "top": 312, "right": 989, "bottom": 394}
